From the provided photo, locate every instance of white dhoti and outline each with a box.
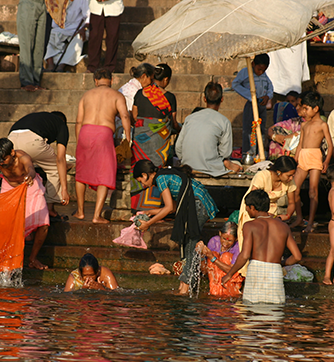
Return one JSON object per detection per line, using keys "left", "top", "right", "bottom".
{"left": 44, "top": 31, "right": 87, "bottom": 66}
{"left": 243, "top": 259, "right": 285, "bottom": 304}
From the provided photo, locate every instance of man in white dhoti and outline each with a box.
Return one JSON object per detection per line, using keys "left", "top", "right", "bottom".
{"left": 44, "top": 0, "right": 90, "bottom": 72}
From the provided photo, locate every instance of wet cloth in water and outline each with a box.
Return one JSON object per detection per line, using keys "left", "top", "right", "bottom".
{"left": 243, "top": 259, "right": 285, "bottom": 304}
{"left": 1, "top": 175, "right": 49, "bottom": 237}
{"left": 69, "top": 268, "right": 84, "bottom": 291}
{"left": 0, "top": 183, "right": 27, "bottom": 272}
{"left": 207, "top": 251, "right": 244, "bottom": 297}
{"left": 76, "top": 124, "right": 117, "bottom": 190}
{"left": 297, "top": 148, "right": 323, "bottom": 172}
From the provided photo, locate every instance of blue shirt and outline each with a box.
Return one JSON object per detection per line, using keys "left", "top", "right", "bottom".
{"left": 232, "top": 67, "right": 274, "bottom": 102}
{"left": 155, "top": 174, "right": 218, "bottom": 219}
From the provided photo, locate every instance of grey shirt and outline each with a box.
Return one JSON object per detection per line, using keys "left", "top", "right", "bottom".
{"left": 175, "top": 108, "right": 233, "bottom": 177}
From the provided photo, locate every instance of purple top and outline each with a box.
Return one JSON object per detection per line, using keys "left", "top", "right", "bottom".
{"left": 207, "top": 235, "right": 240, "bottom": 265}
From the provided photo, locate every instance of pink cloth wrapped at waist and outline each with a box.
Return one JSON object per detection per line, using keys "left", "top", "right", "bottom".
{"left": 76, "top": 124, "right": 117, "bottom": 191}
{"left": 298, "top": 148, "right": 323, "bottom": 172}
{"left": 1, "top": 174, "right": 49, "bottom": 237}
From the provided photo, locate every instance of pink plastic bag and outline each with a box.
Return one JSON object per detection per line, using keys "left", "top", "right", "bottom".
{"left": 112, "top": 216, "right": 148, "bottom": 249}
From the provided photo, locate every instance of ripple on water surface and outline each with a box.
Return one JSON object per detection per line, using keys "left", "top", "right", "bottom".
{"left": 0, "top": 286, "right": 333, "bottom": 361}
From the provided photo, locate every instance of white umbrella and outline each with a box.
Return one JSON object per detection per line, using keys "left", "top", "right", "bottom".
{"left": 133, "top": 0, "right": 334, "bottom": 160}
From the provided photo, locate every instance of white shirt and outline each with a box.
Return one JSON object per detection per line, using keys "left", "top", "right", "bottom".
{"left": 89, "top": 0, "right": 124, "bottom": 17}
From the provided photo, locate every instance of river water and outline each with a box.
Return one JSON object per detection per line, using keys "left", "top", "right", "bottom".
{"left": 0, "top": 286, "right": 333, "bottom": 361}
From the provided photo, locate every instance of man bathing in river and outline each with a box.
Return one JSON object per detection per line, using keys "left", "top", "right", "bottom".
{"left": 0, "top": 138, "right": 49, "bottom": 270}
{"left": 222, "top": 190, "right": 301, "bottom": 304}
{"left": 73, "top": 68, "right": 131, "bottom": 223}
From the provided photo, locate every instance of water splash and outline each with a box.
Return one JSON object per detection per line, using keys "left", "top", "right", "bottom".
{"left": 0, "top": 268, "right": 23, "bottom": 287}
{"left": 188, "top": 250, "right": 203, "bottom": 299}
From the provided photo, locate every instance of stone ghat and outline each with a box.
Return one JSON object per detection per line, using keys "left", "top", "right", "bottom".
{"left": 21, "top": 201, "right": 333, "bottom": 289}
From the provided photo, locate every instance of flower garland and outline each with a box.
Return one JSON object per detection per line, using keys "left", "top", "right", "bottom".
{"left": 250, "top": 118, "right": 262, "bottom": 147}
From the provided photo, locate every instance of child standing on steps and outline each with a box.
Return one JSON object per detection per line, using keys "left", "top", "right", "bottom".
{"left": 290, "top": 91, "right": 333, "bottom": 233}
{"left": 232, "top": 53, "right": 273, "bottom": 155}
{"left": 323, "top": 165, "right": 334, "bottom": 285}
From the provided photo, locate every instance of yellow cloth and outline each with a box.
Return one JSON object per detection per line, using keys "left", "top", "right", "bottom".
{"left": 45, "top": 0, "right": 69, "bottom": 29}
{"left": 298, "top": 148, "right": 323, "bottom": 172}
{"left": 70, "top": 268, "right": 84, "bottom": 291}
{"left": 237, "top": 170, "right": 296, "bottom": 276}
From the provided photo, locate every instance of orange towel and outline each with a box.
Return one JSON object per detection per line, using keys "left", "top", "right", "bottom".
{"left": 298, "top": 148, "right": 323, "bottom": 172}
{"left": 0, "top": 183, "right": 27, "bottom": 272}
{"left": 207, "top": 252, "right": 244, "bottom": 297}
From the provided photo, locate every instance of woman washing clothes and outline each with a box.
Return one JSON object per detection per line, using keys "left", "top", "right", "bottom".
{"left": 64, "top": 253, "right": 119, "bottom": 292}
{"left": 131, "top": 64, "right": 179, "bottom": 211}
{"left": 196, "top": 222, "right": 244, "bottom": 297}
{"left": 133, "top": 159, "right": 218, "bottom": 295}
{"left": 237, "top": 156, "right": 297, "bottom": 277}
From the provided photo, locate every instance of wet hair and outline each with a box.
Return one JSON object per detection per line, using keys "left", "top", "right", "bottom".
{"left": 268, "top": 156, "right": 297, "bottom": 173}
{"left": 79, "top": 253, "right": 99, "bottom": 275}
{"left": 204, "top": 81, "right": 223, "bottom": 105}
{"left": 154, "top": 63, "right": 172, "bottom": 81}
{"left": 133, "top": 159, "right": 193, "bottom": 179}
{"left": 0, "top": 138, "right": 13, "bottom": 163}
{"left": 94, "top": 68, "right": 112, "bottom": 81}
{"left": 327, "top": 164, "right": 334, "bottom": 183}
{"left": 130, "top": 63, "right": 155, "bottom": 79}
{"left": 51, "top": 111, "right": 67, "bottom": 124}
{"left": 245, "top": 189, "right": 270, "bottom": 212}
{"left": 220, "top": 221, "right": 237, "bottom": 239}
{"left": 253, "top": 53, "right": 270, "bottom": 67}
{"left": 286, "top": 91, "right": 300, "bottom": 99}
{"left": 301, "top": 91, "right": 324, "bottom": 112}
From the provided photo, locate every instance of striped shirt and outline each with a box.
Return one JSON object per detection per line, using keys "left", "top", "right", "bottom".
{"left": 155, "top": 174, "right": 218, "bottom": 219}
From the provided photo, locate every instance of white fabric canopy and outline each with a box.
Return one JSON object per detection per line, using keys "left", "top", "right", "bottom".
{"left": 132, "top": 0, "right": 334, "bottom": 62}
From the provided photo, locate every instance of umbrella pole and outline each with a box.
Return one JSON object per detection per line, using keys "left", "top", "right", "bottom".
{"left": 246, "top": 57, "right": 265, "bottom": 161}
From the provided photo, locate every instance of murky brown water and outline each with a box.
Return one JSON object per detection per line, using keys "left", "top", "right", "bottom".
{"left": 0, "top": 286, "right": 333, "bottom": 361}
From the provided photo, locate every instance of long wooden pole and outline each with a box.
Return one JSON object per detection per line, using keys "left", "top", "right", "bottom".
{"left": 246, "top": 57, "right": 265, "bottom": 161}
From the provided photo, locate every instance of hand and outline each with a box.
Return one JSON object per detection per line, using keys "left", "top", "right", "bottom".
{"left": 221, "top": 274, "right": 231, "bottom": 288}
{"left": 137, "top": 219, "right": 150, "bottom": 232}
{"left": 196, "top": 241, "right": 204, "bottom": 253}
{"left": 78, "top": 27, "right": 87, "bottom": 41}
{"left": 322, "top": 161, "right": 329, "bottom": 173}
{"left": 274, "top": 134, "right": 286, "bottom": 146}
{"left": 83, "top": 277, "right": 104, "bottom": 290}
{"left": 61, "top": 190, "right": 70, "bottom": 205}
{"left": 259, "top": 95, "right": 269, "bottom": 106}
{"left": 24, "top": 175, "right": 34, "bottom": 187}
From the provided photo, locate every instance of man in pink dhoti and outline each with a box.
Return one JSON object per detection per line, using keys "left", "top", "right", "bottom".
{"left": 73, "top": 68, "right": 131, "bottom": 223}
{"left": 0, "top": 138, "right": 50, "bottom": 270}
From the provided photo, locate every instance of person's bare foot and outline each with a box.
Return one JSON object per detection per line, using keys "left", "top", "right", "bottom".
{"left": 21, "top": 85, "right": 37, "bottom": 92}
{"left": 72, "top": 210, "right": 85, "bottom": 220}
{"left": 178, "top": 282, "right": 189, "bottom": 295}
{"left": 92, "top": 216, "right": 110, "bottom": 224}
{"left": 229, "top": 162, "right": 243, "bottom": 173}
{"left": 302, "top": 224, "right": 315, "bottom": 233}
{"left": 290, "top": 218, "right": 304, "bottom": 229}
{"left": 323, "top": 277, "right": 332, "bottom": 285}
{"left": 29, "top": 259, "right": 48, "bottom": 270}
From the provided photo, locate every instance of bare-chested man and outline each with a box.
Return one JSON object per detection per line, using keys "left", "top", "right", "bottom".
{"left": 0, "top": 138, "right": 50, "bottom": 270}
{"left": 73, "top": 68, "right": 131, "bottom": 223}
{"left": 222, "top": 189, "right": 302, "bottom": 304}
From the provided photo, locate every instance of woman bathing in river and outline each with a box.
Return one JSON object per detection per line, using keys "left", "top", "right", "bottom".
{"left": 64, "top": 253, "right": 119, "bottom": 292}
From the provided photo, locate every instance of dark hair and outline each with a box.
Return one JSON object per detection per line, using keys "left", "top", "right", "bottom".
{"left": 253, "top": 53, "right": 270, "bottom": 67}
{"left": 79, "top": 253, "right": 99, "bottom": 276}
{"left": 327, "top": 164, "right": 334, "bottom": 182}
{"left": 133, "top": 159, "right": 193, "bottom": 179}
{"left": 0, "top": 138, "right": 13, "bottom": 163}
{"left": 301, "top": 91, "right": 324, "bottom": 112}
{"left": 130, "top": 63, "right": 155, "bottom": 79}
{"left": 204, "top": 81, "right": 223, "bottom": 105}
{"left": 220, "top": 221, "right": 237, "bottom": 238}
{"left": 268, "top": 156, "right": 297, "bottom": 173}
{"left": 245, "top": 189, "right": 270, "bottom": 212}
{"left": 286, "top": 91, "right": 300, "bottom": 99}
{"left": 51, "top": 111, "right": 67, "bottom": 124}
{"left": 154, "top": 64, "right": 172, "bottom": 81}
{"left": 94, "top": 68, "right": 112, "bottom": 81}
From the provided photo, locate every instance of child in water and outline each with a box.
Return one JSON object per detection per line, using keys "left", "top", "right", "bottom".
{"left": 64, "top": 253, "right": 119, "bottom": 292}
{"left": 323, "top": 165, "right": 334, "bottom": 285}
